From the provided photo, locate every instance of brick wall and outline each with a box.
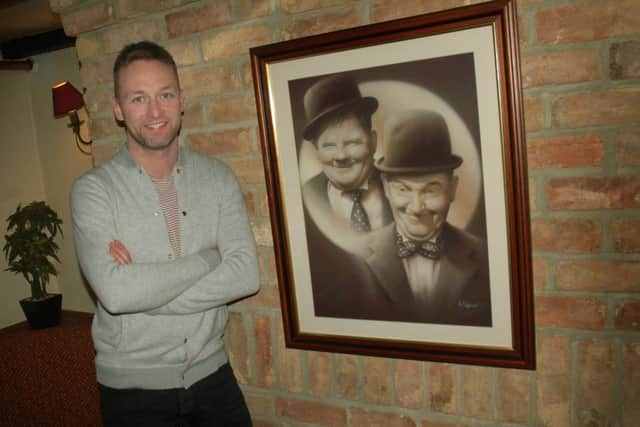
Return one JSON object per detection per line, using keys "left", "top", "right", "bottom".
{"left": 51, "top": 0, "right": 639, "bottom": 425}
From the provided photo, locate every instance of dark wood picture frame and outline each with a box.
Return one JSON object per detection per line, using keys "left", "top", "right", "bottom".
{"left": 251, "top": 0, "right": 534, "bottom": 369}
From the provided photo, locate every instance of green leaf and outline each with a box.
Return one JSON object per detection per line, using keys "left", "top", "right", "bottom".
{"left": 3, "top": 201, "right": 63, "bottom": 297}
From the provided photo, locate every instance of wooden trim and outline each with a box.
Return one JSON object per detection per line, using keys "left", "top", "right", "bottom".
{"left": 0, "top": 60, "right": 33, "bottom": 70}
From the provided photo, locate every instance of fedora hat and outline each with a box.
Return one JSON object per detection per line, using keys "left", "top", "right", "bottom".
{"left": 302, "top": 74, "right": 378, "bottom": 141}
{"left": 375, "top": 109, "right": 463, "bottom": 174}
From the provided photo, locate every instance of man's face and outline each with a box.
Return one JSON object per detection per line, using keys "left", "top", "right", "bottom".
{"left": 315, "top": 113, "right": 376, "bottom": 191}
{"left": 113, "top": 59, "right": 184, "bottom": 152}
{"left": 383, "top": 172, "right": 458, "bottom": 242}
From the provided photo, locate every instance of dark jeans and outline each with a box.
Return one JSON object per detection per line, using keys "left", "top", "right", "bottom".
{"left": 99, "top": 363, "right": 251, "bottom": 427}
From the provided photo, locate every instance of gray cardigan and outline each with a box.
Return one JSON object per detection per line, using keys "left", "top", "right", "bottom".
{"left": 70, "top": 145, "right": 259, "bottom": 389}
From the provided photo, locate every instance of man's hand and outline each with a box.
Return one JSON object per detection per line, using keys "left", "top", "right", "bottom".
{"left": 109, "top": 240, "right": 132, "bottom": 265}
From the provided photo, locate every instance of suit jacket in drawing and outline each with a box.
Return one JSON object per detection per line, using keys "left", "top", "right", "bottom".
{"left": 358, "top": 222, "right": 492, "bottom": 326}
{"left": 301, "top": 170, "right": 392, "bottom": 319}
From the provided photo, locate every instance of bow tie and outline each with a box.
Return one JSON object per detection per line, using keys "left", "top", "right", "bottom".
{"left": 395, "top": 229, "right": 442, "bottom": 259}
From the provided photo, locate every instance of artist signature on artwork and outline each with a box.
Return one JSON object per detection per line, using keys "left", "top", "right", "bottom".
{"left": 457, "top": 300, "right": 480, "bottom": 309}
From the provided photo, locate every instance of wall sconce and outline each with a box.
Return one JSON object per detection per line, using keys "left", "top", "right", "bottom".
{"left": 52, "top": 80, "right": 93, "bottom": 154}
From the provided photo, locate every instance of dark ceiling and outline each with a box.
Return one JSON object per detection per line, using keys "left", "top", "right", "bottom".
{"left": 0, "top": 0, "right": 74, "bottom": 60}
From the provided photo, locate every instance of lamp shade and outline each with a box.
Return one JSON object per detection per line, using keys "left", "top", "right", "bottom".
{"left": 52, "top": 81, "right": 85, "bottom": 117}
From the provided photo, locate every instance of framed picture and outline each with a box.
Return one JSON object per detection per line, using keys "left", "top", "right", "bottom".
{"left": 251, "top": 0, "right": 534, "bottom": 369}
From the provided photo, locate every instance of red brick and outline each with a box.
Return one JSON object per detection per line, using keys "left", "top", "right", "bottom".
{"left": 548, "top": 176, "right": 640, "bottom": 210}
{"left": 201, "top": 26, "right": 272, "bottom": 61}
{"left": 237, "top": 282, "right": 280, "bottom": 309}
{"left": 185, "top": 128, "right": 253, "bottom": 157}
{"left": 83, "top": 86, "right": 113, "bottom": 115}
{"left": 497, "top": 369, "right": 531, "bottom": 423}
{"left": 50, "top": 0, "right": 79, "bottom": 12}
{"left": 242, "top": 188, "right": 260, "bottom": 220}
{"left": 372, "top": 0, "right": 467, "bottom": 22}
{"left": 210, "top": 93, "right": 257, "bottom": 124}
{"left": 282, "top": 8, "right": 361, "bottom": 40}
{"left": 180, "top": 64, "right": 242, "bottom": 98}
{"left": 524, "top": 97, "right": 544, "bottom": 133}
{"left": 281, "top": 0, "right": 353, "bottom": 14}
{"left": 225, "top": 312, "right": 250, "bottom": 384}
{"left": 118, "top": 0, "right": 185, "bottom": 18}
{"left": 421, "top": 421, "right": 458, "bottom": 427}
{"left": 616, "top": 129, "right": 640, "bottom": 167}
{"left": 551, "top": 89, "right": 640, "bottom": 129}
{"left": 182, "top": 101, "right": 204, "bottom": 129}
{"left": 521, "top": 49, "right": 600, "bottom": 88}
{"left": 251, "top": 217, "right": 273, "bottom": 247}
{"left": 166, "top": 2, "right": 233, "bottom": 38}
{"left": 257, "top": 188, "right": 269, "bottom": 217}
{"left": 61, "top": 2, "right": 115, "bottom": 36}
{"left": 237, "top": 0, "right": 272, "bottom": 19}
{"left": 91, "top": 141, "right": 120, "bottom": 167}
{"left": 276, "top": 319, "right": 303, "bottom": 393}
{"left": 75, "top": 35, "right": 102, "bottom": 59}
{"left": 517, "top": 0, "right": 547, "bottom": 5}
{"left": 533, "top": 257, "right": 547, "bottom": 291}
{"left": 244, "top": 391, "right": 275, "bottom": 417}
{"left": 335, "top": 353, "right": 359, "bottom": 400}
{"left": 613, "top": 219, "right": 640, "bottom": 253}
{"left": 240, "top": 190, "right": 257, "bottom": 219}
{"left": 429, "top": 363, "right": 456, "bottom": 414}
{"left": 307, "top": 351, "right": 331, "bottom": 397}
{"left": 241, "top": 60, "right": 253, "bottom": 89}
{"left": 536, "top": 335, "right": 571, "bottom": 427}
{"left": 243, "top": 191, "right": 256, "bottom": 217}
{"left": 102, "top": 20, "right": 165, "bottom": 54}
{"left": 517, "top": 13, "right": 529, "bottom": 48}
{"left": 535, "top": 296, "right": 606, "bottom": 330}
{"left": 363, "top": 357, "right": 391, "bottom": 405}
{"left": 615, "top": 301, "right": 640, "bottom": 331}
{"left": 276, "top": 398, "right": 347, "bottom": 426}
{"left": 80, "top": 56, "right": 115, "bottom": 86}
{"left": 226, "top": 157, "right": 267, "bottom": 185}
{"left": 254, "top": 313, "right": 275, "bottom": 387}
{"left": 531, "top": 219, "right": 601, "bottom": 253}
{"left": 258, "top": 248, "right": 277, "bottom": 283}
{"left": 529, "top": 179, "right": 537, "bottom": 212}
{"left": 166, "top": 40, "right": 200, "bottom": 67}
{"left": 527, "top": 135, "right": 604, "bottom": 170}
{"left": 395, "top": 359, "right": 424, "bottom": 409}
{"left": 351, "top": 408, "right": 416, "bottom": 427}
{"left": 461, "top": 365, "right": 494, "bottom": 419}
{"left": 611, "top": 40, "right": 640, "bottom": 80}
{"left": 557, "top": 260, "right": 640, "bottom": 292}
{"left": 622, "top": 343, "right": 640, "bottom": 427}
{"left": 535, "top": 0, "right": 640, "bottom": 44}
{"left": 89, "top": 116, "right": 121, "bottom": 140}
{"left": 576, "top": 339, "right": 615, "bottom": 427}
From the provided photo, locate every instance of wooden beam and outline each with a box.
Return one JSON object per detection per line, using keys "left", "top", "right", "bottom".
{"left": 0, "top": 60, "right": 33, "bottom": 70}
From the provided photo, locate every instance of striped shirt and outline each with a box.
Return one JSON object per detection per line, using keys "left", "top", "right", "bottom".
{"left": 151, "top": 174, "right": 181, "bottom": 257}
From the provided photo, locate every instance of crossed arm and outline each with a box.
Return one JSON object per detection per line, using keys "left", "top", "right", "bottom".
{"left": 71, "top": 166, "right": 259, "bottom": 316}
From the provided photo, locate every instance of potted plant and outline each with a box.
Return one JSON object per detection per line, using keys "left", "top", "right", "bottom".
{"left": 3, "top": 201, "right": 63, "bottom": 329}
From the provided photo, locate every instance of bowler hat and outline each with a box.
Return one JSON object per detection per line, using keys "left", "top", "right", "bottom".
{"left": 375, "top": 109, "right": 463, "bottom": 174}
{"left": 302, "top": 74, "right": 378, "bottom": 141}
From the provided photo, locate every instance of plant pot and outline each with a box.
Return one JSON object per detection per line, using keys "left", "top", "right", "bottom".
{"left": 19, "top": 293, "right": 62, "bottom": 329}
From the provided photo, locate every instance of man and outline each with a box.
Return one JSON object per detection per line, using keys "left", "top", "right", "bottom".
{"left": 301, "top": 73, "right": 392, "bottom": 237}
{"left": 70, "top": 41, "right": 259, "bottom": 426}
{"left": 298, "top": 74, "right": 393, "bottom": 318}
{"left": 359, "top": 109, "right": 492, "bottom": 326}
